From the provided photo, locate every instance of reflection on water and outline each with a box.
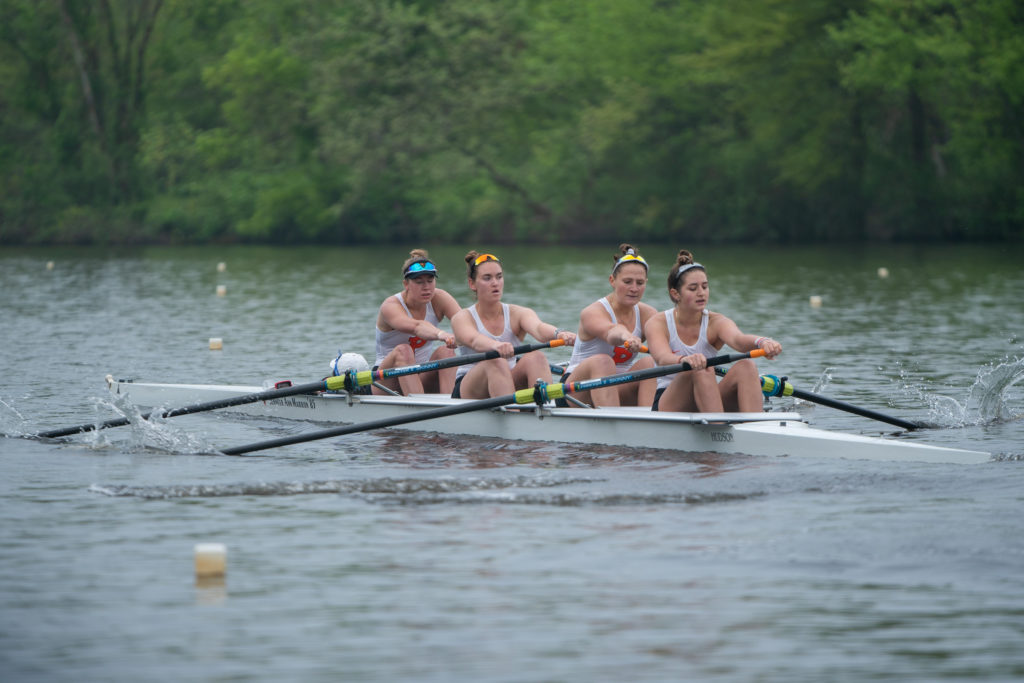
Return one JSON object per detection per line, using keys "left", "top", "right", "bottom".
{"left": 195, "top": 577, "right": 228, "bottom": 606}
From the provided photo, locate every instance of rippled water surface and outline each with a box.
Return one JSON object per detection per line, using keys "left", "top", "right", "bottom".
{"left": 2, "top": 244, "right": 1023, "bottom": 682}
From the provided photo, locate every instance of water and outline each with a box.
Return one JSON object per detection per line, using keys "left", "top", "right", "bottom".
{"left": 2, "top": 244, "right": 1023, "bottom": 682}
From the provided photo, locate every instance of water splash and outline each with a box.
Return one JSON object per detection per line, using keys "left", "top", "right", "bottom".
{"left": 810, "top": 367, "right": 834, "bottom": 394}
{"left": 897, "top": 355, "right": 1024, "bottom": 428}
{"left": 972, "top": 357, "right": 1024, "bottom": 421}
{"left": 77, "top": 392, "right": 220, "bottom": 454}
{"left": 0, "top": 396, "right": 31, "bottom": 437}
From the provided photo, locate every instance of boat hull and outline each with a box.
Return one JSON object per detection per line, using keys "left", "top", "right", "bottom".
{"left": 107, "top": 380, "right": 992, "bottom": 464}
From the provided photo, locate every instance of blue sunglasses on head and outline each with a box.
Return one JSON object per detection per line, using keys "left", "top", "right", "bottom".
{"left": 404, "top": 260, "right": 438, "bottom": 278}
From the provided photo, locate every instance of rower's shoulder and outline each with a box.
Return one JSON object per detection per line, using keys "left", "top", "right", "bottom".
{"left": 580, "top": 298, "right": 608, "bottom": 316}
{"left": 706, "top": 309, "right": 729, "bottom": 322}
{"left": 705, "top": 310, "right": 737, "bottom": 330}
{"left": 377, "top": 293, "right": 403, "bottom": 315}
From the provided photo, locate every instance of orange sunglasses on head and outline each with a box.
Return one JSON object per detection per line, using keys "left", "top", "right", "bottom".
{"left": 473, "top": 253, "right": 500, "bottom": 266}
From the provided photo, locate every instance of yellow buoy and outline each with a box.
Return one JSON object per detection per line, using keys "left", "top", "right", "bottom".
{"left": 809, "top": 295, "right": 823, "bottom": 308}
{"left": 216, "top": 284, "right": 227, "bottom": 296}
{"left": 46, "top": 261, "right": 55, "bottom": 270}
{"left": 217, "top": 262, "right": 227, "bottom": 272}
{"left": 209, "top": 337, "right": 223, "bottom": 350}
{"left": 194, "top": 543, "right": 227, "bottom": 578}
{"left": 877, "top": 267, "right": 889, "bottom": 278}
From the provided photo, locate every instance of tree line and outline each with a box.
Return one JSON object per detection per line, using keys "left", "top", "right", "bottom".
{"left": 1, "top": 0, "right": 1021, "bottom": 246}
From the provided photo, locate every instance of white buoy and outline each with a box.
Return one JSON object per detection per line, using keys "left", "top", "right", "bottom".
{"left": 216, "top": 284, "right": 227, "bottom": 296}
{"left": 217, "top": 262, "right": 227, "bottom": 273}
{"left": 46, "top": 261, "right": 55, "bottom": 270}
{"left": 194, "top": 543, "right": 227, "bottom": 579}
{"left": 209, "top": 337, "right": 223, "bottom": 350}
{"left": 877, "top": 267, "right": 889, "bottom": 278}
{"left": 809, "top": 295, "right": 823, "bottom": 308}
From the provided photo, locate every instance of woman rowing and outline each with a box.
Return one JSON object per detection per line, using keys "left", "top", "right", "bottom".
{"left": 645, "top": 249, "right": 782, "bottom": 412}
{"left": 373, "top": 249, "right": 461, "bottom": 395}
{"left": 560, "top": 244, "right": 658, "bottom": 407}
{"left": 450, "top": 251, "right": 576, "bottom": 399}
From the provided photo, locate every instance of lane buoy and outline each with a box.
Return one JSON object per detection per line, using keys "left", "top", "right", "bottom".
{"left": 194, "top": 543, "right": 227, "bottom": 579}
{"left": 217, "top": 262, "right": 226, "bottom": 273}
{"left": 209, "top": 337, "right": 223, "bottom": 350}
{"left": 809, "top": 295, "right": 823, "bottom": 308}
{"left": 216, "top": 284, "right": 227, "bottom": 296}
{"left": 877, "top": 267, "right": 889, "bottom": 278}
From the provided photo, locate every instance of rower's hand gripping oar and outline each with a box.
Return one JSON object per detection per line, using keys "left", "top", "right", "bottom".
{"left": 714, "top": 367, "right": 921, "bottom": 430}
{"left": 36, "top": 340, "right": 565, "bottom": 439}
{"left": 219, "top": 350, "right": 762, "bottom": 455}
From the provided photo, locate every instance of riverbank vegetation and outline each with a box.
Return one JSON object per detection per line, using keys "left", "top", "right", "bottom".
{"left": 2, "top": 0, "right": 1021, "bottom": 245}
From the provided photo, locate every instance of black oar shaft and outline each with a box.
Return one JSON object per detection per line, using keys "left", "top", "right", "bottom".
{"left": 36, "top": 379, "right": 333, "bottom": 439}
{"left": 724, "top": 368, "right": 921, "bottom": 431}
{"left": 787, "top": 386, "right": 920, "bottom": 430}
{"left": 221, "top": 394, "right": 517, "bottom": 455}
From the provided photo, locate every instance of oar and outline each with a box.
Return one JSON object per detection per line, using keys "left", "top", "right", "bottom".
{"left": 762, "top": 375, "right": 921, "bottom": 430}
{"left": 36, "top": 340, "right": 565, "bottom": 439}
{"left": 220, "top": 350, "right": 762, "bottom": 455}
{"left": 715, "top": 368, "right": 921, "bottom": 431}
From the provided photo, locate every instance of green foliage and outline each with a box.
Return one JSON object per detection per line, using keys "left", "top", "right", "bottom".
{"left": 1, "top": 0, "right": 1021, "bottom": 244}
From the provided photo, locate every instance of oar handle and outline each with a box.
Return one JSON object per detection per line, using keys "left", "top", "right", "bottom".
{"left": 348, "top": 339, "right": 565, "bottom": 388}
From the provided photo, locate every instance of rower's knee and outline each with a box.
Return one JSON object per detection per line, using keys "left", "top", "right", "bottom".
{"left": 394, "top": 344, "right": 416, "bottom": 365}
{"left": 587, "top": 354, "right": 618, "bottom": 376}
{"left": 732, "top": 358, "right": 758, "bottom": 376}
{"left": 693, "top": 367, "right": 718, "bottom": 386}
{"left": 480, "top": 357, "right": 508, "bottom": 375}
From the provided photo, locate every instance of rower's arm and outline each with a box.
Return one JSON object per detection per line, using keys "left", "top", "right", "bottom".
{"left": 712, "top": 314, "right": 782, "bottom": 358}
{"left": 643, "top": 314, "right": 677, "bottom": 365}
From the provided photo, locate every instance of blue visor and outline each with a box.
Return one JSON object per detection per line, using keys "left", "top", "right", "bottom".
{"left": 404, "top": 260, "right": 438, "bottom": 278}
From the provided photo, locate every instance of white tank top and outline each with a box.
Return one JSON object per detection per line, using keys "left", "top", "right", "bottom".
{"left": 455, "top": 303, "right": 521, "bottom": 379}
{"left": 565, "top": 297, "right": 642, "bottom": 374}
{"left": 374, "top": 293, "right": 441, "bottom": 366}
{"left": 656, "top": 309, "right": 718, "bottom": 390}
